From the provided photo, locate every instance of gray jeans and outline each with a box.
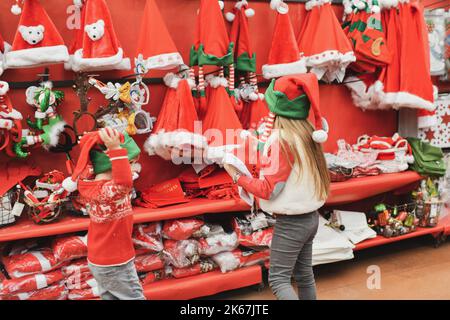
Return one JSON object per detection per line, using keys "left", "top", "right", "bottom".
{"left": 269, "top": 211, "right": 319, "bottom": 300}
{"left": 88, "top": 259, "right": 146, "bottom": 300}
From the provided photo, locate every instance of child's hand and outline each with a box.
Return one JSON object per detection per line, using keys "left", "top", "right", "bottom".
{"left": 99, "top": 127, "right": 122, "bottom": 151}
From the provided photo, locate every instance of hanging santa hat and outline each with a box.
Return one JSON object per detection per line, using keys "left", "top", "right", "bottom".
{"left": 62, "top": 131, "right": 140, "bottom": 192}
{"left": 6, "top": 0, "right": 69, "bottom": 69}
{"left": 195, "top": 0, "right": 234, "bottom": 67}
{"left": 202, "top": 76, "right": 243, "bottom": 149}
{"left": 262, "top": 0, "right": 307, "bottom": 79}
{"left": 264, "top": 73, "right": 329, "bottom": 143}
{"left": 135, "top": 0, "right": 184, "bottom": 71}
{"left": 68, "top": 0, "right": 130, "bottom": 72}
{"left": 144, "top": 74, "right": 207, "bottom": 160}
{"left": 226, "top": 0, "right": 256, "bottom": 73}
{"left": 297, "top": 0, "right": 355, "bottom": 83}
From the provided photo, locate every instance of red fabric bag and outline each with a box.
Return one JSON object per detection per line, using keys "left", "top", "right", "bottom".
{"left": 0, "top": 270, "right": 64, "bottom": 296}
{"left": 134, "top": 254, "right": 165, "bottom": 273}
{"left": 137, "top": 178, "right": 189, "bottom": 208}
{"left": 162, "top": 218, "right": 204, "bottom": 240}
{"left": 52, "top": 235, "right": 88, "bottom": 262}
{"left": 132, "top": 223, "right": 164, "bottom": 253}
{"left": 163, "top": 239, "right": 200, "bottom": 268}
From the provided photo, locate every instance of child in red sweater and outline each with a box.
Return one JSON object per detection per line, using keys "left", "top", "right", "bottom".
{"left": 63, "top": 128, "right": 145, "bottom": 300}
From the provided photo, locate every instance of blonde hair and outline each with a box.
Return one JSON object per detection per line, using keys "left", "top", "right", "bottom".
{"left": 274, "top": 117, "right": 330, "bottom": 201}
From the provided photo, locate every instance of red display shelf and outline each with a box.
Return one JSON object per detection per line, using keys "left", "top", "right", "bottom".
{"left": 354, "top": 226, "right": 444, "bottom": 251}
{"left": 143, "top": 265, "right": 262, "bottom": 300}
{"left": 0, "top": 198, "right": 249, "bottom": 243}
{"left": 326, "top": 171, "right": 422, "bottom": 206}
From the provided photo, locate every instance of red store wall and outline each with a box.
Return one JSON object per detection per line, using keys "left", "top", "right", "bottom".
{"left": 0, "top": 0, "right": 398, "bottom": 190}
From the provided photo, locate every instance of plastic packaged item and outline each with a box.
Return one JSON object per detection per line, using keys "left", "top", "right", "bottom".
{"left": 52, "top": 235, "right": 88, "bottom": 262}
{"left": 140, "top": 269, "right": 166, "bottom": 286}
{"left": 0, "top": 270, "right": 64, "bottom": 296}
{"left": 134, "top": 254, "right": 165, "bottom": 273}
{"left": 0, "top": 283, "right": 68, "bottom": 300}
{"left": 171, "top": 259, "right": 216, "bottom": 279}
{"left": 233, "top": 212, "right": 275, "bottom": 247}
{"left": 132, "top": 223, "right": 164, "bottom": 252}
{"left": 212, "top": 249, "right": 270, "bottom": 273}
{"left": 2, "top": 249, "right": 63, "bottom": 278}
{"left": 68, "top": 286, "right": 99, "bottom": 300}
{"left": 61, "top": 259, "right": 89, "bottom": 276}
{"left": 162, "top": 218, "right": 204, "bottom": 240}
{"left": 198, "top": 232, "right": 239, "bottom": 256}
{"left": 162, "top": 239, "right": 200, "bottom": 268}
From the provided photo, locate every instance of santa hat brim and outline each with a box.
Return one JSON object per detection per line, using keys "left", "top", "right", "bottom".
{"left": 262, "top": 58, "right": 307, "bottom": 79}
{"left": 144, "top": 52, "right": 184, "bottom": 70}
{"left": 70, "top": 47, "right": 131, "bottom": 72}
{"left": 145, "top": 131, "right": 208, "bottom": 156}
{"left": 5, "top": 45, "right": 69, "bottom": 68}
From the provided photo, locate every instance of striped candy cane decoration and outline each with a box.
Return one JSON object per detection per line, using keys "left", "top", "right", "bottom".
{"left": 189, "top": 67, "right": 196, "bottom": 84}
{"left": 260, "top": 112, "right": 276, "bottom": 144}
{"left": 219, "top": 66, "right": 224, "bottom": 78}
{"left": 228, "top": 64, "right": 235, "bottom": 91}
{"left": 198, "top": 66, "right": 205, "bottom": 92}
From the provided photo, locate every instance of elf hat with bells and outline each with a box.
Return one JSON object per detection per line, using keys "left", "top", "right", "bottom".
{"left": 264, "top": 73, "right": 329, "bottom": 143}
{"left": 62, "top": 131, "right": 141, "bottom": 192}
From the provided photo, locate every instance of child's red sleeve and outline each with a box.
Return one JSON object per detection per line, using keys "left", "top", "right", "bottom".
{"left": 236, "top": 143, "right": 293, "bottom": 200}
{"left": 107, "top": 148, "right": 133, "bottom": 188}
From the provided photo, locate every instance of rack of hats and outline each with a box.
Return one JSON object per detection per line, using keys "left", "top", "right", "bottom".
{"left": 0, "top": 0, "right": 448, "bottom": 300}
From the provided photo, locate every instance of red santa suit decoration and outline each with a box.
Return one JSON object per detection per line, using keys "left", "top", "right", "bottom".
{"left": 297, "top": 0, "right": 356, "bottom": 83}
{"left": 6, "top": 0, "right": 69, "bottom": 68}
{"left": 135, "top": 0, "right": 184, "bottom": 71}
{"left": 65, "top": 0, "right": 130, "bottom": 72}
{"left": 0, "top": 81, "right": 23, "bottom": 157}
{"left": 0, "top": 33, "right": 11, "bottom": 75}
{"left": 262, "top": 0, "right": 307, "bottom": 79}
{"left": 345, "top": 0, "right": 436, "bottom": 129}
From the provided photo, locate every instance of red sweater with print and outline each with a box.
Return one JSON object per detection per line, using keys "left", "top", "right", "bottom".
{"left": 78, "top": 149, "right": 135, "bottom": 266}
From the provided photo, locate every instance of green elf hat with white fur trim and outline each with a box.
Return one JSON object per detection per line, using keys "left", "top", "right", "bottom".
{"left": 6, "top": 0, "right": 69, "bottom": 69}
{"left": 264, "top": 73, "right": 329, "bottom": 143}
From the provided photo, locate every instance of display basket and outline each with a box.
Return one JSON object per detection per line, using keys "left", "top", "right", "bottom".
{"left": 0, "top": 187, "right": 21, "bottom": 227}
{"left": 416, "top": 199, "right": 444, "bottom": 228}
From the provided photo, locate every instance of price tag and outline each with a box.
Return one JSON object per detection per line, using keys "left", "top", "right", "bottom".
{"left": 430, "top": 204, "right": 438, "bottom": 218}
{"left": 11, "top": 202, "right": 25, "bottom": 217}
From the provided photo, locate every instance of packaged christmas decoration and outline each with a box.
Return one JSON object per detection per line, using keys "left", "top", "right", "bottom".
{"left": 2, "top": 249, "right": 63, "bottom": 278}
{"left": 65, "top": 271, "right": 95, "bottom": 291}
{"left": 136, "top": 178, "right": 190, "bottom": 209}
{"left": 192, "top": 224, "right": 226, "bottom": 239}
{"left": 232, "top": 212, "right": 275, "bottom": 248}
{"left": 367, "top": 203, "right": 419, "bottom": 238}
{"left": 61, "top": 259, "right": 89, "bottom": 277}
{"left": 134, "top": 254, "right": 165, "bottom": 273}
{"left": 413, "top": 178, "right": 444, "bottom": 228}
{"left": 139, "top": 269, "right": 166, "bottom": 286}
{"left": 162, "top": 218, "right": 205, "bottom": 240}
{"left": 198, "top": 232, "right": 239, "bottom": 256}
{"left": 0, "top": 283, "right": 68, "bottom": 300}
{"left": 132, "top": 223, "right": 164, "bottom": 253}
{"left": 162, "top": 239, "right": 200, "bottom": 269}
{"left": 68, "top": 286, "right": 99, "bottom": 300}
{"left": 0, "top": 269, "right": 64, "bottom": 296}
{"left": 212, "top": 249, "right": 270, "bottom": 273}
{"left": 52, "top": 235, "right": 88, "bottom": 262}
{"left": 170, "top": 259, "right": 217, "bottom": 279}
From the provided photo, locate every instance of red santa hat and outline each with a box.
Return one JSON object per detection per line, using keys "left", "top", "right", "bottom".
{"left": 6, "top": 0, "right": 69, "bottom": 69}
{"left": 135, "top": 0, "right": 184, "bottom": 71}
{"left": 67, "top": 0, "right": 130, "bottom": 72}
{"left": 144, "top": 75, "right": 207, "bottom": 160}
{"left": 0, "top": 162, "right": 41, "bottom": 196}
{"left": 202, "top": 76, "right": 243, "bottom": 148}
{"left": 262, "top": 0, "right": 307, "bottom": 79}
{"left": 297, "top": 0, "right": 355, "bottom": 83}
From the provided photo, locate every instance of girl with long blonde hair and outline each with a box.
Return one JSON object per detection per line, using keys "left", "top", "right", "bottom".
{"left": 224, "top": 73, "right": 330, "bottom": 300}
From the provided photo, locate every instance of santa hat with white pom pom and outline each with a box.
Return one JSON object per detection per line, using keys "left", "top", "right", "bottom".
{"left": 6, "top": 0, "right": 69, "bottom": 69}
{"left": 262, "top": 0, "right": 307, "bottom": 79}
{"left": 264, "top": 73, "right": 329, "bottom": 144}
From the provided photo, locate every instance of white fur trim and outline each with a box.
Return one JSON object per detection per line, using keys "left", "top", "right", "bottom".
{"left": 145, "top": 130, "right": 208, "bottom": 159}
{"left": 5, "top": 45, "right": 69, "bottom": 68}
{"left": 306, "top": 50, "right": 356, "bottom": 69}
{"left": 262, "top": 58, "right": 307, "bottom": 79}
{"left": 62, "top": 177, "right": 78, "bottom": 193}
{"left": 270, "top": 0, "right": 283, "bottom": 10}
{"left": 206, "top": 76, "right": 228, "bottom": 88}
{"left": 218, "top": 0, "right": 224, "bottom": 10}
{"left": 312, "top": 130, "right": 328, "bottom": 143}
{"left": 235, "top": 0, "right": 248, "bottom": 9}
{"left": 71, "top": 47, "right": 130, "bottom": 72}
{"left": 305, "top": 0, "right": 332, "bottom": 10}
{"left": 47, "top": 120, "right": 66, "bottom": 147}
{"left": 0, "top": 119, "right": 13, "bottom": 130}
{"left": 163, "top": 72, "right": 182, "bottom": 88}
{"left": 0, "top": 81, "right": 9, "bottom": 95}
{"left": 143, "top": 52, "right": 184, "bottom": 71}
{"left": 382, "top": 91, "right": 435, "bottom": 111}
{"left": 225, "top": 12, "right": 236, "bottom": 22}
{"left": 0, "top": 109, "right": 22, "bottom": 120}
{"left": 418, "top": 114, "right": 438, "bottom": 129}
{"left": 74, "top": 0, "right": 83, "bottom": 7}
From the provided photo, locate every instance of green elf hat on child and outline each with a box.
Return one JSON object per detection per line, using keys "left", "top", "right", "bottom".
{"left": 62, "top": 130, "right": 141, "bottom": 192}
{"left": 262, "top": 73, "right": 329, "bottom": 144}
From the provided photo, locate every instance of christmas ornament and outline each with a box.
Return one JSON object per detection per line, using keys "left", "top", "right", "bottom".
{"left": 0, "top": 81, "right": 23, "bottom": 157}
{"left": 6, "top": 0, "right": 69, "bottom": 68}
